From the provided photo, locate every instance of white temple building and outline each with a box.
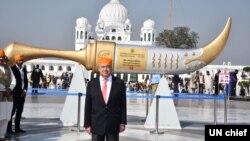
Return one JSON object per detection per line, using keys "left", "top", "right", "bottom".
{"left": 74, "top": 0, "right": 155, "bottom": 51}
{"left": 24, "top": 0, "right": 246, "bottom": 84}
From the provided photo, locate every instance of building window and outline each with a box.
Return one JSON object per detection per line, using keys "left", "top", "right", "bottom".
{"left": 85, "top": 31, "right": 88, "bottom": 39}
{"left": 58, "top": 66, "right": 63, "bottom": 71}
{"left": 144, "top": 33, "right": 146, "bottom": 41}
{"left": 32, "top": 65, "right": 35, "bottom": 70}
{"left": 112, "top": 29, "right": 116, "bottom": 32}
{"left": 130, "top": 74, "right": 137, "bottom": 82}
{"left": 123, "top": 73, "right": 128, "bottom": 82}
{"left": 153, "top": 33, "right": 154, "bottom": 41}
{"left": 49, "top": 66, "right": 54, "bottom": 71}
{"left": 80, "top": 31, "right": 84, "bottom": 39}
{"left": 116, "top": 73, "right": 121, "bottom": 79}
{"left": 91, "top": 72, "right": 95, "bottom": 79}
{"left": 67, "top": 66, "right": 71, "bottom": 71}
{"left": 118, "top": 36, "right": 122, "bottom": 40}
{"left": 41, "top": 65, "right": 45, "bottom": 70}
{"left": 105, "top": 36, "right": 110, "bottom": 40}
{"left": 112, "top": 36, "right": 116, "bottom": 40}
{"left": 126, "top": 25, "right": 129, "bottom": 30}
{"left": 148, "top": 33, "right": 151, "bottom": 41}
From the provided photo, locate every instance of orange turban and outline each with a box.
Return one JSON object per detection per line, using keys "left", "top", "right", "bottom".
{"left": 14, "top": 54, "right": 24, "bottom": 61}
{"left": 98, "top": 57, "right": 112, "bottom": 65}
{"left": 0, "top": 50, "right": 5, "bottom": 57}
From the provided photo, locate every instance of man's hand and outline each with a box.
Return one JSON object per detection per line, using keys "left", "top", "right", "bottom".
{"left": 85, "top": 127, "right": 91, "bottom": 135}
{"left": 21, "top": 90, "right": 27, "bottom": 97}
{"left": 119, "top": 124, "right": 126, "bottom": 132}
{"left": 3, "top": 87, "right": 12, "bottom": 96}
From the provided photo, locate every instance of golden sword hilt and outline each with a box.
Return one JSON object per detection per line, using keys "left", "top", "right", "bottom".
{"left": 3, "top": 40, "right": 115, "bottom": 73}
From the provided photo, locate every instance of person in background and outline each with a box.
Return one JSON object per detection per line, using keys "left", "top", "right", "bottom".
{"left": 84, "top": 57, "right": 127, "bottom": 141}
{"left": 214, "top": 70, "right": 221, "bottom": 95}
{"left": 229, "top": 69, "right": 238, "bottom": 96}
{"left": 31, "top": 64, "right": 44, "bottom": 93}
{"left": 7, "top": 54, "right": 28, "bottom": 133}
{"left": 198, "top": 72, "right": 205, "bottom": 94}
{"left": 204, "top": 70, "right": 214, "bottom": 94}
{"left": 172, "top": 75, "right": 180, "bottom": 93}
{"left": 190, "top": 71, "right": 199, "bottom": 93}
{"left": 0, "top": 50, "right": 16, "bottom": 141}
{"left": 143, "top": 75, "right": 150, "bottom": 91}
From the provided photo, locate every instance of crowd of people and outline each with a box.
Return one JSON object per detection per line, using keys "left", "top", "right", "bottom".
{"left": 25, "top": 65, "right": 241, "bottom": 97}
{"left": 126, "top": 69, "right": 240, "bottom": 96}
{"left": 28, "top": 69, "right": 73, "bottom": 91}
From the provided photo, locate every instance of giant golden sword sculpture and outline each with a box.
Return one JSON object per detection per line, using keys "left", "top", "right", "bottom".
{"left": 3, "top": 18, "right": 231, "bottom": 74}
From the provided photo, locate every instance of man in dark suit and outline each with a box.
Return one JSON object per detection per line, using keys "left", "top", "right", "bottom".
{"left": 214, "top": 69, "right": 221, "bottom": 95}
{"left": 230, "top": 69, "right": 238, "bottom": 96}
{"left": 31, "top": 64, "right": 44, "bottom": 93}
{"left": 7, "top": 54, "right": 28, "bottom": 133}
{"left": 84, "top": 57, "right": 127, "bottom": 141}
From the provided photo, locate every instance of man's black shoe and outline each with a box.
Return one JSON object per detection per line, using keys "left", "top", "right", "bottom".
{"left": 6, "top": 130, "right": 15, "bottom": 134}
{"left": 15, "top": 129, "right": 26, "bottom": 133}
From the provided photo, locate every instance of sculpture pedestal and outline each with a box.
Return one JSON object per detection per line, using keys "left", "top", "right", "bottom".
{"left": 60, "top": 64, "right": 86, "bottom": 127}
{"left": 144, "top": 77, "right": 181, "bottom": 129}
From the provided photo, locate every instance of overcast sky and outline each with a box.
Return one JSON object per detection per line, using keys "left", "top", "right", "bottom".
{"left": 0, "top": 0, "right": 249, "bottom": 66}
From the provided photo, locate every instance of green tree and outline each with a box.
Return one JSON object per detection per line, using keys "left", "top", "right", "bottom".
{"left": 243, "top": 66, "right": 250, "bottom": 73}
{"left": 156, "top": 27, "right": 199, "bottom": 49}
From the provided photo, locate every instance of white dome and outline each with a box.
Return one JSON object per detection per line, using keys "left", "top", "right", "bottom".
{"left": 143, "top": 19, "right": 155, "bottom": 29}
{"left": 99, "top": 0, "right": 128, "bottom": 23}
{"left": 76, "top": 17, "right": 88, "bottom": 27}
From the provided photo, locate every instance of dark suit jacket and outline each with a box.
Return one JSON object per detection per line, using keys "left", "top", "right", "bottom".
{"left": 31, "top": 68, "right": 43, "bottom": 82}
{"left": 11, "top": 65, "right": 28, "bottom": 97}
{"left": 84, "top": 75, "right": 127, "bottom": 135}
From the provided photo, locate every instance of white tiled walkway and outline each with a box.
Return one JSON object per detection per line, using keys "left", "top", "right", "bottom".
{"left": 5, "top": 94, "right": 250, "bottom": 141}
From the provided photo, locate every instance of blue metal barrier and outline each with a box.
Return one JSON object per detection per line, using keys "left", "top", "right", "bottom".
{"left": 27, "top": 88, "right": 225, "bottom": 100}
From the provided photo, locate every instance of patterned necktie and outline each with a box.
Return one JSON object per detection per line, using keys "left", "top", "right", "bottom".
{"left": 102, "top": 79, "right": 107, "bottom": 103}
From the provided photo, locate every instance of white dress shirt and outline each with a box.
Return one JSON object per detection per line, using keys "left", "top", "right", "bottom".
{"left": 99, "top": 75, "right": 112, "bottom": 103}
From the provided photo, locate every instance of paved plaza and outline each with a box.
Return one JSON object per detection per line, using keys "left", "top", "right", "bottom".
{"left": 5, "top": 92, "right": 250, "bottom": 141}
